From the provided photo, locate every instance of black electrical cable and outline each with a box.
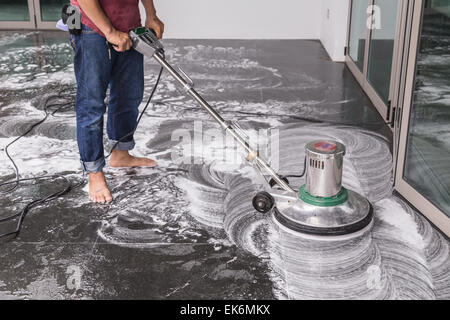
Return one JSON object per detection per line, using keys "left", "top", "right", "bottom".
{"left": 282, "top": 156, "right": 307, "bottom": 179}
{"left": 0, "top": 90, "right": 76, "bottom": 240}
{"left": 0, "top": 93, "right": 74, "bottom": 194}
{"left": 0, "top": 62, "right": 164, "bottom": 240}
{"left": 269, "top": 156, "right": 307, "bottom": 188}
{"left": 0, "top": 174, "right": 72, "bottom": 239}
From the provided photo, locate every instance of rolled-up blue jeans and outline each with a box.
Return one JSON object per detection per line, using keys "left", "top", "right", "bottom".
{"left": 70, "top": 25, "right": 144, "bottom": 173}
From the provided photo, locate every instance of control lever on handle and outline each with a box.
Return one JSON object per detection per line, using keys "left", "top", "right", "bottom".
{"left": 107, "top": 28, "right": 158, "bottom": 51}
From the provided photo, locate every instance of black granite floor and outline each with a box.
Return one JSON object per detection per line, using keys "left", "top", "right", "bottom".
{"left": 0, "top": 31, "right": 448, "bottom": 300}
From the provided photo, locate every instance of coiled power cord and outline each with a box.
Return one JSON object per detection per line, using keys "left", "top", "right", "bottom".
{"left": 0, "top": 63, "right": 164, "bottom": 240}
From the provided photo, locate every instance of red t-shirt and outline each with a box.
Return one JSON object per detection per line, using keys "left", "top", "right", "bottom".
{"left": 70, "top": 0, "right": 141, "bottom": 37}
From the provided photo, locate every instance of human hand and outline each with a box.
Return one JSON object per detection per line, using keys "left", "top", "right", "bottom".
{"left": 145, "top": 14, "right": 164, "bottom": 39}
{"left": 105, "top": 29, "right": 132, "bottom": 52}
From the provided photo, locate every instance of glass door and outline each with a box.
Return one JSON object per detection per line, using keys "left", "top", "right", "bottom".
{"left": 395, "top": 0, "right": 450, "bottom": 236}
{"left": 366, "top": 0, "right": 399, "bottom": 105}
{"left": 35, "top": 0, "right": 68, "bottom": 29}
{"left": 346, "top": 0, "right": 403, "bottom": 122}
{"left": 0, "top": 0, "right": 36, "bottom": 29}
{"left": 0, "top": 0, "right": 66, "bottom": 29}
{"left": 348, "top": 0, "right": 370, "bottom": 73}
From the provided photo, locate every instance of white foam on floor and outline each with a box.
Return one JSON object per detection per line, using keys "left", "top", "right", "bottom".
{"left": 376, "top": 198, "right": 425, "bottom": 250}
{"left": 0, "top": 136, "right": 79, "bottom": 176}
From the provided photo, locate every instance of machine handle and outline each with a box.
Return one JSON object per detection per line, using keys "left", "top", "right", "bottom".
{"left": 150, "top": 46, "right": 296, "bottom": 194}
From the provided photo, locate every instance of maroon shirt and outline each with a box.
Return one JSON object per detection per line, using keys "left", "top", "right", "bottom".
{"left": 70, "top": 0, "right": 141, "bottom": 37}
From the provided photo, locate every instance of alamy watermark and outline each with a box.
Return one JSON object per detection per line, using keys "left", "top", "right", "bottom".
{"left": 170, "top": 121, "right": 280, "bottom": 171}
{"left": 367, "top": 5, "right": 382, "bottom": 30}
{"left": 66, "top": 265, "right": 82, "bottom": 291}
{"left": 366, "top": 264, "right": 382, "bottom": 290}
{"left": 65, "top": 5, "right": 81, "bottom": 31}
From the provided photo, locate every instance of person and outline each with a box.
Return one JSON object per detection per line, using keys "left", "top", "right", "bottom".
{"left": 69, "top": 0, "right": 164, "bottom": 203}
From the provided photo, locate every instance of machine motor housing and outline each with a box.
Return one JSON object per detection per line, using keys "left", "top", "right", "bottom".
{"left": 305, "top": 140, "right": 346, "bottom": 198}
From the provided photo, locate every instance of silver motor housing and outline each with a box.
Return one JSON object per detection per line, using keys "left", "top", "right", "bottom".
{"left": 305, "top": 140, "right": 345, "bottom": 197}
{"left": 269, "top": 140, "right": 373, "bottom": 236}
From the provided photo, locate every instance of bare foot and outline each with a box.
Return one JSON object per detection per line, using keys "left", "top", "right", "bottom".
{"left": 109, "top": 149, "right": 157, "bottom": 168}
{"left": 89, "top": 171, "right": 113, "bottom": 204}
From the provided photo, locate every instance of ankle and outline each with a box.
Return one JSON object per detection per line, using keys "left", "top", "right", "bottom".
{"left": 89, "top": 171, "right": 105, "bottom": 179}
{"left": 111, "top": 149, "right": 130, "bottom": 159}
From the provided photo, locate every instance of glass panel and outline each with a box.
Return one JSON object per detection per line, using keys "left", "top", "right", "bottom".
{"left": 40, "top": 0, "right": 67, "bottom": 21}
{"left": 0, "top": 0, "right": 30, "bottom": 21}
{"left": 349, "top": 0, "right": 370, "bottom": 72}
{"left": 367, "top": 0, "right": 399, "bottom": 104}
{"left": 404, "top": 0, "right": 450, "bottom": 216}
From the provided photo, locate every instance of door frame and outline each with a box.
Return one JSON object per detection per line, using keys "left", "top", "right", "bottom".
{"left": 394, "top": 0, "right": 450, "bottom": 237}
{"left": 34, "top": 0, "right": 61, "bottom": 29}
{"left": 345, "top": 0, "right": 404, "bottom": 123}
{"left": 345, "top": 0, "right": 371, "bottom": 92}
{"left": 0, "top": 0, "right": 36, "bottom": 29}
{"left": 392, "top": 0, "right": 415, "bottom": 178}
{"left": 0, "top": 0, "right": 60, "bottom": 30}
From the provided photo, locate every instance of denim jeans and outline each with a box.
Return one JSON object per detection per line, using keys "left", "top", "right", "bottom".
{"left": 70, "top": 25, "right": 144, "bottom": 173}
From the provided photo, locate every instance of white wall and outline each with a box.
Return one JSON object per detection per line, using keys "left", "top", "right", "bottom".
{"left": 140, "top": 0, "right": 322, "bottom": 39}
{"left": 320, "top": 0, "right": 350, "bottom": 62}
{"left": 139, "top": 0, "right": 350, "bottom": 61}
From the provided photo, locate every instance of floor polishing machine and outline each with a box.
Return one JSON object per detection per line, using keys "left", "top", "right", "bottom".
{"left": 130, "top": 27, "right": 373, "bottom": 237}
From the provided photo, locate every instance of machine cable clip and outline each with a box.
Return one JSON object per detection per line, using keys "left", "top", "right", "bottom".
{"left": 177, "top": 66, "right": 194, "bottom": 92}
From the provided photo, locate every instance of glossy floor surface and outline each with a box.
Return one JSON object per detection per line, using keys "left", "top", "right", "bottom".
{"left": 0, "top": 31, "right": 449, "bottom": 299}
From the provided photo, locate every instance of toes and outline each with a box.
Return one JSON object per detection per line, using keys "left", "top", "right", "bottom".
{"left": 91, "top": 192, "right": 112, "bottom": 204}
{"left": 142, "top": 158, "right": 157, "bottom": 167}
{"left": 90, "top": 193, "right": 105, "bottom": 203}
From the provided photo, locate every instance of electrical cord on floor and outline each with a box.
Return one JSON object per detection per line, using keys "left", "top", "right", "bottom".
{"left": 0, "top": 91, "right": 74, "bottom": 194}
{"left": 0, "top": 174, "right": 73, "bottom": 239}
{"left": 0, "top": 63, "right": 164, "bottom": 240}
{"left": 0, "top": 89, "right": 78, "bottom": 240}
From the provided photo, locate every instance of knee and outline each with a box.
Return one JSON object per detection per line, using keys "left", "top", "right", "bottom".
{"left": 79, "top": 114, "right": 103, "bottom": 132}
{"left": 76, "top": 104, "right": 105, "bottom": 131}
{"left": 85, "top": 115, "right": 103, "bottom": 132}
